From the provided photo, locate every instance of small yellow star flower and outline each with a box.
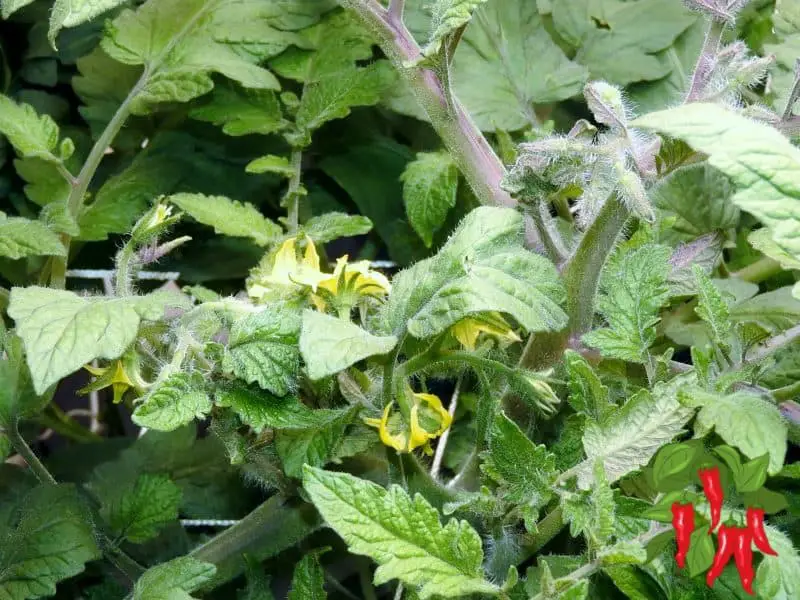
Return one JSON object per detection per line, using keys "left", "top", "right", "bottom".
{"left": 451, "top": 312, "right": 521, "bottom": 351}
{"left": 364, "top": 391, "right": 452, "bottom": 454}
{"left": 312, "top": 255, "right": 391, "bottom": 311}
{"left": 248, "top": 236, "right": 330, "bottom": 299}
{"left": 81, "top": 360, "right": 136, "bottom": 404}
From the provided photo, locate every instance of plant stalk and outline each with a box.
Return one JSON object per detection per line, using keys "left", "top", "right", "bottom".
{"left": 6, "top": 422, "right": 57, "bottom": 484}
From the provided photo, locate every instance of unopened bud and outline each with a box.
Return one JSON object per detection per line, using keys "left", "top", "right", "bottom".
{"left": 584, "top": 81, "right": 628, "bottom": 130}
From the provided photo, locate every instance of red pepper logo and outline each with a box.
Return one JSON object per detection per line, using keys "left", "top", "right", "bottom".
{"left": 644, "top": 442, "right": 788, "bottom": 596}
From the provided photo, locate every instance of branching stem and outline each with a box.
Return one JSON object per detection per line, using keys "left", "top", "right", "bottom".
{"left": 685, "top": 19, "right": 725, "bottom": 102}
{"left": 744, "top": 323, "right": 800, "bottom": 365}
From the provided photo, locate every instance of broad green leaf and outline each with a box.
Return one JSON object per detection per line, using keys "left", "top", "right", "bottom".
{"left": 680, "top": 390, "right": 787, "bottom": 474}
{"left": 101, "top": 474, "right": 181, "bottom": 543}
{"left": 553, "top": 0, "right": 697, "bottom": 85}
{"left": 0, "top": 95, "right": 72, "bottom": 163}
{"left": 302, "top": 467, "right": 498, "bottom": 599}
{"left": 597, "top": 541, "right": 647, "bottom": 567}
{"left": 1, "top": 0, "right": 35, "bottom": 19}
{"left": 730, "top": 286, "right": 800, "bottom": 332}
{"left": 383, "top": 207, "right": 567, "bottom": 339}
{"left": 693, "top": 264, "right": 732, "bottom": 347}
{"left": 222, "top": 307, "right": 301, "bottom": 397}
{"left": 422, "top": 0, "right": 489, "bottom": 57}
{"left": 574, "top": 378, "right": 695, "bottom": 489}
{"left": 169, "top": 193, "right": 282, "bottom": 247}
{"left": 0, "top": 216, "right": 65, "bottom": 260}
{"left": 300, "top": 310, "right": 397, "bottom": 380}
{"left": 101, "top": 0, "right": 281, "bottom": 114}
{"left": 8, "top": 287, "right": 188, "bottom": 394}
{"left": 651, "top": 164, "right": 737, "bottom": 244}
{"left": 299, "top": 212, "right": 373, "bottom": 243}
{"left": 132, "top": 372, "right": 212, "bottom": 431}
{"left": 133, "top": 556, "right": 216, "bottom": 600}
{"left": 49, "top": 0, "right": 127, "bottom": 46}
{"left": 449, "top": 0, "right": 587, "bottom": 131}
{"left": 755, "top": 526, "right": 800, "bottom": 600}
{"left": 39, "top": 203, "right": 80, "bottom": 236}
{"left": 13, "top": 158, "right": 71, "bottom": 208}
{"left": 766, "top": 1, "right": 800, "bottom": 111}
{"left": 563, "top": 349, "right": 612, "bottom": 421}
{"left": 400, "top": 151, "right": 458, "bottom": 247}
{"left": 666, "top": 233, "right": 723, "bottom": 297}
{"left": 583, "top": 244, "right": 672, "bottom": 363}
{"left": 563, "top": 460, "right": 615, "bottom": 545}
{"left": 748, "top": 228, "right": 800, "bottom": 271}
{"left": 287, "top": 550, "right": 327, "bottom": 600}
{"left": 635, "top": 103, "right": 800, "bottom": 265}
{"left": 481, "top": 412, "right": 556, "bottom": 508}
{"left": 0, "top": 335, "right": 44, "bottom": 427}
{"left": 215, "top": 383, "right": 341, "bottom": 431}
{"left": 190, "top": 82, "right": 286, "bottom": 136}
{"left": 276, "top": 405, "right": 360, "bottom": 477}
{"left": 238, "top": 555, "right": 276, "bottom": 600}
{"left": 0, "top": 484, "right": 101, "bottom": 600}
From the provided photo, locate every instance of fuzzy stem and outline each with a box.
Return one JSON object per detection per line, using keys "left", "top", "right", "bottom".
{"left": 286, "top": 148, "right": 304, "bottom": 232}
{"left": 6, "top": 423, "right": 57, "bottom": 485}
{"left": 685, "top": 19, "right": 725, "bottom": 103}
{"left": 339, "top": 0, "right": 514, "bottom": 208}
{"left": 114, "top": 242, "right": 138, "bottom": 297}
{"left": 744, "top": 323, "right": 800, "bottom": 364}
{"left": 387, "top": 0, "right": 404, "bottom": 24}
{"left": 530, "top": 201, "right": 568, "bottom": 266}
{"left": 782, "top": 59, "right": 800, "bottom": 120}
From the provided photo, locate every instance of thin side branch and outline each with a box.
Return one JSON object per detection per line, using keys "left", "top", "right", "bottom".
{"left": 430, "top": 375, "right": 462, "bottom": 479}
{"left": 388, "top": 0, "right": 404, "bottom": 24}
{"left": 745, "top": 323, "right": 800, "bottom": 364}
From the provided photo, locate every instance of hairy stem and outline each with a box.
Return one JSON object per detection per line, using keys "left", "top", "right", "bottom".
{"left": 530, "top": 201, "right": 568, "bottom": 266}
{"left": 6, "top": 422, "right": 57, "bottom": 484}
{"left": 685, "top": 19, "right": 725, "bottom": 102}
{"left": 339, "top": 0, "right": 514, "bottom": 208}
{"left": 50, "top": 72, "right": 148, "bottom": 289}
{"left": 387, "top": 0, "right": 405, "bottom": 24}
{"left": 286, "top": 148, "right": 304, "bottom": 232}
{"left": 782, "top": 59, "right": 800, "bottom": 120}
{"left": 745, "top": 323, "right": 800, "bottom": 364}
{"left": 114, "top": 242, "right": 138, "bottom": 297}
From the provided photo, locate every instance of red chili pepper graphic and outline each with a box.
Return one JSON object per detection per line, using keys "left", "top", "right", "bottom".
{"left": 671, "top": 502, "right": 695, "bottom": 568}
{"left": 706, "top": 524, "right": 735, "bottom": 588}
{"left": 747, "top": 507, "right": 778, "bottom": 556}
{"left": 732, "top": 526, "right": 755, "bottom": 595}
{"left": 699, "top": 467, "right": 724, "bottom": 532}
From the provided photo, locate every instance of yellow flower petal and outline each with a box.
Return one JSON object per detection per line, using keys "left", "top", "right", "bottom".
{"left": 451, "top": 312, "right": 521, "bottom": 350}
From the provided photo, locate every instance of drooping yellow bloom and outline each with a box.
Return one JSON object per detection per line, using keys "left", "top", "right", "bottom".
{"left": 81, "top": 360, "right": 136, "bottom": 404}
{"left": 248, "top": 236, "right": 330, "bottom": 299}
{"left": 312, "top": 255, "right": 392, "bottom": 311}
{"left": 451, "top": 312, "right": 521, "bottom": 351}
{"left": 364, "top": 391, "right": 452, "bottom": 454}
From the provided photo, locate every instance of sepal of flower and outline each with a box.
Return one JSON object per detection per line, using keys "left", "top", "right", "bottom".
{"left": 248, "top": 236, "right": 329, "bottom": 300}
{"left": 364, "top": 389, "right": 452, "bottom": 454}
{"left": 80, "top": 360, "right": 139, "bottom": 404}
{"left": 521, "top": 371, "right": 561, "bottom": 417}
{"left": 131, "top": 201, "right": 181, "bottom": 244}
{"left": 312, "top": 255, "right": 391, "bottom": 312}
{"left": 451, "top": 312, "right": 521, "bottom": 351}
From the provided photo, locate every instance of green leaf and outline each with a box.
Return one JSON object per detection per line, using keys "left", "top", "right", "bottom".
{"left": 49, "top": 0, "right": 127, "bottom": 47}
{"left": 246, "top": 155, "right": 294, "bottom": 176}
{"left": 681, "top": 390, "right": 787, "bottom": 475}
{"left": 563, "top": 460, "right": 615, "bottom": 546}
{"left": 0, "top": 216, "right": 65, "bottom": 260}
{"left": 0, "top": 335, "right": 44, "bottom": 427}
{"left": 651, "top": 163, "right": 737, "bottom": 244}
{"left": 563, "top": 349, "right": 612, "bottom": 421}
{"left": 583, "top": 244, "right": 672, "bottom": 363}
{"left": 300, "top": 310, "right": 397, "bottom": 380}
{"left": 0, "top": 484, "right": 101, "bottom": 600}
{"left": 222, "top": 307, "right": 301, "bottom": 397}
{"left": 13, "top": 158, "right": 71, "bottom": 208}
{"left": 0, "top": 95, "right": 72, "bottom": 163}
{"left": 287, "top": 550, "right": 327, "bottom": 600}
{"left": 400, "top": 151, "right": 459, "bottom": 247}
{"left": 754, "top": 526, "right": 800, "bottom": 600}
{"left": 276, "top": 405, "right": 360, "bottom": 478}
{"left": 383, "top": 206, "right": 567, "bottom": 339}
{"left": 422, "top": 0, "right": 489, "bottom": 57}
{"left": 215, "top": 383, "right": 342, "bottom": 431}
{"left": 449, "top": 0, "right": 588, "bottom": 131}
{"left": 101, "top": 0, "right": 280, "bottom": 114}
{"left": 598, "top": 541, "right": 647, "bottom": 567}
{"left": 238, "top": 555, "right": 275, "bottom": 600}
{"left": 574, "top": 378, "right": 695, "bottom": 489}
{"left": 132, "top": 372, "right": 212, "bottom": 432}
{"left": 481, "top": 412, "right": 556, "bottom": 508}
{"left": 748, "top": 228, "right": 800, "bottom": 271}
{"left": 634, "top": 103, "right": 800, "bottom": 266}
{"left": 101, "top": 473, "right": 181, "bottom": 543}
{"left": 190, "top": 81, "right": 286, "bottom": 136}
{"left": 1, "top": 0, "right": 36, "bottom": 19}
{"left": 693, "top": 264, "right": 732, "bottom": 348}
{"left": 650, "top": 441, "right": 701, "bottom": 491}
{"left": 168, "top": 193, "right": 282, "bottom": 247}
{"left": 685, "top": 527, "right": 714, "bottom": 578}
{"left": 133, "top": 556, "right": 217, "bottom": 600}
{"left": 302, "top": 467, "right": 498, "bottom": 599}
{"left": 7, "top": 286, "right": 187, "bottom": 394}
{"left": 299, "top": 212, "right": 373, "bottom": 243}
{"left": 730, "top": 286, "right": 800, "bottom": 332}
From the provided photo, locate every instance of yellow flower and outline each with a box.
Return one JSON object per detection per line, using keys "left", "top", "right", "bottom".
{"left": 81, "top": 360, "right": 136, "bottom": 404}
{"left": 248, "top": 236, "right": 330, "bottom": 299}
{"left": 312, "top": 255, "right": 392, "bottom": 311}
{"left": 364, "top": 391, "right": 452, "bottom": 454}
{"left": 451, "top": 312, "right": 521, "bottom": 351}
